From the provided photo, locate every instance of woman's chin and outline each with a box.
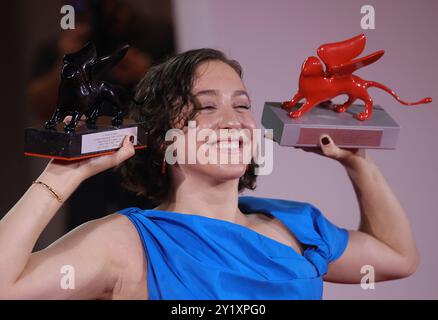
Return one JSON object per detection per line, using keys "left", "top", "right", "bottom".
{"left": 201, "top": 163, "right": 248, "bottom": 180}
{"left": 213, "top": 164, "right": 247, "bottom": 179}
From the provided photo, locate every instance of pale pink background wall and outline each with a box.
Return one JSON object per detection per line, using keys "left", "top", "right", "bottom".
{"left": 172, "top": 0, "right": 438, "bottom": 299}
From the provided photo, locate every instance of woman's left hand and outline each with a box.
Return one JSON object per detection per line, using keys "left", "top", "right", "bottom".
{"left": 295, "top": 134, "right": 367, "bottom": 167}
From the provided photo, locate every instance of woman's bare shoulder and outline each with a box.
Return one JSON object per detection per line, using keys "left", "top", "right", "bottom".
{"left": 97, "top": 213, "right": 145, "bottom": 259}
{"left": 92, "top": 213, "right": 148, "bottom": 299}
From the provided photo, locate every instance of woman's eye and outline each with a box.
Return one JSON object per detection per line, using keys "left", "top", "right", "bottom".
{"left": 200, "top": 106, "right": 216, "bottom": 110}
{"left": 236, "top": 105, "right": 251, "bottom": 110}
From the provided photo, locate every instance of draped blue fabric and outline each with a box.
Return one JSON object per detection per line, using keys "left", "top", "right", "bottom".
{"left": 118, "top": 196, "right": 349, "bottom": 300}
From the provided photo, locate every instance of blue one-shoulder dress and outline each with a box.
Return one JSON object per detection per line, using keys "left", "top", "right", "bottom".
{"left": 118, "top": 196, "right": 349, "bottom": 300}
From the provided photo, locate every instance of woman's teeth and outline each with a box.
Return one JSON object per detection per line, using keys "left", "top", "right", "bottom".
{"left": 216, "top": 141, "right": 240, "bottom": 150}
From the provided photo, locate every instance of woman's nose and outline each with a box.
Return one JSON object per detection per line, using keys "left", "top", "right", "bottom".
{"left": 219, "top": 106, "right": 242, "bottom": 129}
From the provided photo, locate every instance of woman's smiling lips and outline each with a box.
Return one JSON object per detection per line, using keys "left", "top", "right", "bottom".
{"left": 207, "top": 136, "right": 247, "bottom": 153}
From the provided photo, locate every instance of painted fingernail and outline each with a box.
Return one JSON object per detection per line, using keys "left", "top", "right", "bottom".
{"left": 129, "top": 135, "right": 134, "bottom": 143}
{"left": 321, "top": 136, "right": 330, "bottom": 145}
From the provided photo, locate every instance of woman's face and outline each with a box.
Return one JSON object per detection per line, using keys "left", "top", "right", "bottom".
{"left": 169, "top": 60, "right": 257, "bottom": 184}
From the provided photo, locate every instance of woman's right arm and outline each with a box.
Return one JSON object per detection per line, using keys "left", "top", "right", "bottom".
{"left": 0, "top": 135, "right": 135, "bottom": 299}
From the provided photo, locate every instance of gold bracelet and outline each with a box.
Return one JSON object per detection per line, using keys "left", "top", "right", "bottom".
{"left": 32, "top": 180, "right": 63, "bottom": 203}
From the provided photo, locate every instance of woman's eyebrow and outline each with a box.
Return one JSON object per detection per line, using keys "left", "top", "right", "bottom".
{"left": 194, "top": 89, "right": 250, "bottom": 99}
{"left": 232, "top": 90, "right": 250, "bottom": 99}
{"left": 193, "top": 89, "right": 218, "bottom": 97}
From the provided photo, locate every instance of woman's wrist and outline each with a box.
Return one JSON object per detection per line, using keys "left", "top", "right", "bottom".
{"left": 338, "top": 150, "right": 375, "bottom": 173}
{"left": 36, "top": 169, "right": 84, "bottom": 203}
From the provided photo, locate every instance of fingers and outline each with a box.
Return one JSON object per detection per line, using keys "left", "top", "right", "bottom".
{"left": 298, "top": 146, "right": 324, "bottom": 156}
{"left": 81, "top": 135, "right": 136, "bottom": 177}
{"left": 62, "top": 115, "right": 86, "bottom": 125}
{"left": 319, "top": 135, "right": 338, "bottom": 157}
{"left": 111, "top": 135, "right": 136, "bottom": 166}
{"left": 294, "top": 135, "right": 366, "bottom": 165}
{"left": 45, "top": 135, "right": 136, "bottom": 182}
{"left": 63, "top": 116, "right": 72, "bottom": 125}
{"left": 318, "top": 134, "right": 351, "bottom": 160}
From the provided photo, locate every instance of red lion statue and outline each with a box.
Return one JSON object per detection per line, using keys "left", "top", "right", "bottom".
{"left": 282, "top": 34, "right": 432, "bottom": 121}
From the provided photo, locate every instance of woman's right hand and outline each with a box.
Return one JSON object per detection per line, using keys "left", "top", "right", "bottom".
{"left": 38, "top": 135, "right": 136, "bottom": 192}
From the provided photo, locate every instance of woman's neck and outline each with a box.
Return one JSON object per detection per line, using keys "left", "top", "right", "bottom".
{"left": 155, "top": 176, "right": 248, "bottom": 224}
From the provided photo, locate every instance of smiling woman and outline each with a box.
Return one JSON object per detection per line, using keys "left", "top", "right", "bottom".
{"left": 0, "top": 48, "right": 419, "bottom": 300}
{"left": 120, "top": 49, "right": 259, "bottom": 205}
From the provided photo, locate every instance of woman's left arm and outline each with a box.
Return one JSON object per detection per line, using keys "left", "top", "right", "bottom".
{"left": 308, "top": 135, "right": 420, "bottom": 284}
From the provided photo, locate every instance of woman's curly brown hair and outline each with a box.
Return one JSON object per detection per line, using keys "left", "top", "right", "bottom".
{"left": 118, "top": 48, "right": 258, "bottom": 206}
